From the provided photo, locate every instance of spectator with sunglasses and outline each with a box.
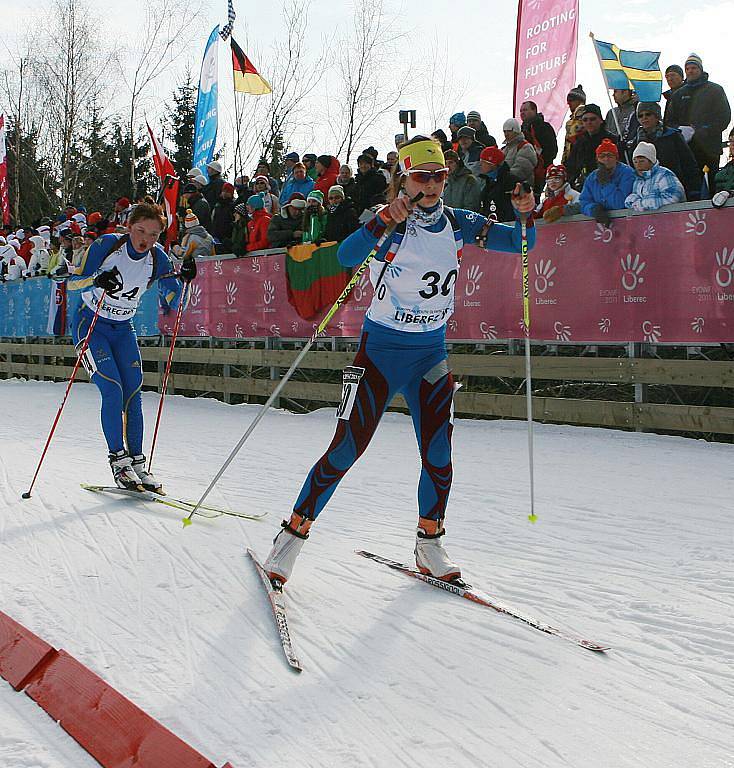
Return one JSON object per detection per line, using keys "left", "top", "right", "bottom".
{"left": 262, "top": 135, "right": 535, "bottom": 589}
{"left": 714, "top": 129, "right": 734, "bottom": 193}
{"left": 324, "top": 186, "right": 359, "bottom": 242}
{"left": 565, "top": 104, "right": 620, "bottom": 190}
{"left": 631, "top": 101, "right": 701, "bottom": 201}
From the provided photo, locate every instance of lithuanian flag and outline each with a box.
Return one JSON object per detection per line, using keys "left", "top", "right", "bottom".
{"left": 231, "top": 37, "right": 271, "bottom": 95}
{"left": 286, "top": 243, "right": 352, "bottom": 320}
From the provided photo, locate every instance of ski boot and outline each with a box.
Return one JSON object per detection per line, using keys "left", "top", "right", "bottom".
{"left": 131, "top": 454, "right": 163, "bottom": 494}
{"left": 263, "top": 512, "right": 312, "bottom": 588}
{"left": 109, "top": 450, "right": 144, "bottom": 491}
{"left": 415, "top": 518, "right": 462, "bottom": 583}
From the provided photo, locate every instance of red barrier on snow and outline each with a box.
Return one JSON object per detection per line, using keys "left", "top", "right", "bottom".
{"left": 0, "top": 611, "right": 235, "bottom": 768}
{"left": 0, "top": 610, "right": 56, "bottom": 690}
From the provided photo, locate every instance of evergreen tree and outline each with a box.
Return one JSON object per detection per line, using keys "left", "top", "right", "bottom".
{"left": 168, "top": 70, "right": 197, "bottom": 178}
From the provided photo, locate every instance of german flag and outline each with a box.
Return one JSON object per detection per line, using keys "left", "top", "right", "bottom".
{"left": 231, "top": 36, "right": 271, "bottom": 95}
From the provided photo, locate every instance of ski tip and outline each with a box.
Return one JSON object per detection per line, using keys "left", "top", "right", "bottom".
{"left": 181, "top": 517, "right": 193, "bottom": 529}
{"left": 527, "top": 513, "right": 538, "bottom": 524}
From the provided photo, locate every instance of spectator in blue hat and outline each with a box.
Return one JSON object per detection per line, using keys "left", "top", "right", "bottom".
{"left": 283, "top": 151, "right": 300, "bottom": 180}
{"left": 246, "top": 194, "right": 271, "bottom": 252}
{"left": 449, "top": 112, "right": 466, "bottom": 147}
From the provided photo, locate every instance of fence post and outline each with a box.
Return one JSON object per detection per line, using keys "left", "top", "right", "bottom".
{"left": 222, "top": 339, "right": 231, "bottom": 404}
{"left": 628, "top": 341, "right": 648, "bottom": 432}
{"left": 267, "top": 336, "right": 281, "bottom": 409}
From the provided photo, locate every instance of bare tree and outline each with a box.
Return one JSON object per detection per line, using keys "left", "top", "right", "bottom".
{"left": 119, "top": 0, "right": 204, "bottom": 190}
{"left": 231, "top": 0, "right": 330, "bottom": 174}
{"left": 34, "top": 0, "right": 108, "bottom": 203}
{"left": 420, "top": 35, "right": 466, "bottom": 133}
{"left": 331, "top": 0, "right": 410, "bottom": 163}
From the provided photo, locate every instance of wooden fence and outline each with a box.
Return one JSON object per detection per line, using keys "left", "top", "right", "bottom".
{"left": 1, "top": 340, "right": 733, "bottom": 436}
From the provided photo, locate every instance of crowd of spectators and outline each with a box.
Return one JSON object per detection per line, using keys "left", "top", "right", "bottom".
{"left": 2, "top": 50, "right": 732, "bottom": 285}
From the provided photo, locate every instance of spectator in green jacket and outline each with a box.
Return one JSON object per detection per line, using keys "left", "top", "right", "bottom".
{"left": 443, "top": 150, "right": 481, "bottom": 212}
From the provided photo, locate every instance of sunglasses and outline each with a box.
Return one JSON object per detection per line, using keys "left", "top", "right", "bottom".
{"left": 404, "top": 168, "right": 449, "bottom": 184}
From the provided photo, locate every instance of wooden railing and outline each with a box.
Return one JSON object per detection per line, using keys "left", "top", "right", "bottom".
{"left": 1, "top": 340, "right": 733, "bottom": 436}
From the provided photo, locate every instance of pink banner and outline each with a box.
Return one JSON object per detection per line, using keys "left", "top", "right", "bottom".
{"left": 513, "top": 0, "right": 578, "bottom": 132}
{"left": 163, "top": 206, "right": 734, "bottom": 344}
{"left": 0, "top": 114, "right": 10, "bottom": 226}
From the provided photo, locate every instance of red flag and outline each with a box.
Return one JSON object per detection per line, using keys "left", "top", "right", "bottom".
{"left": 146, "top": 121, "right": 180, "bottom": 248}
{"left": 0, "top": 114, "right": 10, "bottom": 226}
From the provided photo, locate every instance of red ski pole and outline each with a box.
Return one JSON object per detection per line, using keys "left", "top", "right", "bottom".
{"left": 147, "top": 283, "right": 188, "bottom": 474}
{"left": 22, "top": 292, "right": 106, "bottom": 499}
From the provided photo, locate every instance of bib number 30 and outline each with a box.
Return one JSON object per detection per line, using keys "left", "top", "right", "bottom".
{"left": 419, "top": 269, "right": 457, "bottom": 299}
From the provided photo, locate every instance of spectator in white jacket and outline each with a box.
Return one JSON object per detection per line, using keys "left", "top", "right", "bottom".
{"left": 625, "top": 142, "right": 686, "bottom": 212}
{"left": 501, "top": 118, "right": 538, "bottom": 187}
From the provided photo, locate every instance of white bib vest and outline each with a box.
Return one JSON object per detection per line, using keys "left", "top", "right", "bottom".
{"left": 366, "top": 219, "right": 460, "bottom": 333}
{"left": 82, "top": 239, "right": 154, "bottom": 321}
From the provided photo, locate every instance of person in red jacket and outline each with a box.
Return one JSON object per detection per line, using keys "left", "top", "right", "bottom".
{"left": 245, "top": 194, "right": 272, "bottom": 252}
{"left": 314, "top": 155, "right": 340, "bottom": 196}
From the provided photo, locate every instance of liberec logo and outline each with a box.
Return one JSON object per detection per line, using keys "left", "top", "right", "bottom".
{"left": 225, "top": 281, "right": 238, "bottom": 305}
{"left": 593, "top": 223, "right": 613, "bottom": 243}
{"left": 620, "top": 253, "right": 646, "bottom": 291}
{"left": 685, "top": 210, "right": 707, "bottom": 236}
{"left": 190, "top": 283, "right": 202, "bottom": 307}
{"left": 465, "top": 264, "right": 483, "bottom": 296}
{"left": 715, "top": 247, "right": 734, "bottom": 288}
{"left": 554, "top": 321, "right": 572, "bottom": 341}
{"left": 534, "top": 258, "right": 556, "bottom": 293}
{"left": 353, "top": 271, "right": 371, "bottom": 302}
{"left": 642, "top": 320, "right": 662, "bottom": 343}
{"left": 479, "top": 321, "right": 498, "bottom": 340}
{"left": 263, "top": 280, "right": 275, "bottom": 304}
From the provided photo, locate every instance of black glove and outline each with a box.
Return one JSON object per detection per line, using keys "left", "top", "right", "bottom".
{"left": 179, "top": 257, "right": 197, "bottom": 283}
{"left": 592, "top": 204, "right": 611, "bottom": 228}
{"left": 93, "top": 267, "right": 123, "bottom": 293}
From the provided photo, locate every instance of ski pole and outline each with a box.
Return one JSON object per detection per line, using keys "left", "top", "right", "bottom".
{"left": 182, "top": 194, "right": 423, "bottom": 527}
{"left": 519, "top": 212, "right": 537, "bottom": 523}
{"left": 147, "top": 282, "right": 188, "bottom": 474}
{"left": 22, "top": 292, "right": 107, "bottom": 499}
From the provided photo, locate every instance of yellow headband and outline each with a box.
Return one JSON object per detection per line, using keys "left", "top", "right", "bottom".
{"left": 398, "top": 140, "right": 445, "bottom": 172}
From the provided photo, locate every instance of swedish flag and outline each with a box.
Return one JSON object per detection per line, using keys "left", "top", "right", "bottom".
{"left": 594, "top": 39, "right": 663, "bottom": 102}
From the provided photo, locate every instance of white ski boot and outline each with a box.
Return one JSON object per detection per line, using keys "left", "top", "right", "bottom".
{"left": 263, "top": 513, "right": 312, "bottom": 587}
{"left": 415, "top": 518, "right": 462, "bottom": 582}
{"left": 131, "top": 454, "right": 163, "bottom": 493}
{"left": 109, "top": 450, "right": 143, "bottom": 491}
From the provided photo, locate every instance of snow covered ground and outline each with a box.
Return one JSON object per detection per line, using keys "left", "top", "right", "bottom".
{"left": 1, "top": 378, "right": 732, "bottom": 768}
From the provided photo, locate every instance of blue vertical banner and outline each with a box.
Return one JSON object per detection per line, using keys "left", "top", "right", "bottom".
{"left": 193, "top": 26, "right": 220, "bottom": 180}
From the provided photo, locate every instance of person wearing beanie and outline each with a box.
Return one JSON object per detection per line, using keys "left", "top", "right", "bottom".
{"left": 324, "top": 184, "right": 359, "bottom": 242}
{"left": 179, "top": 208, "right": 216, "bottom": 259}
{"left": 456, "top": 126, "right": 485, "bottom": 177}
{"left": 301, "top": 189, "right": 328, "bottom": 244}
{"left": 565, "top": 104, "right": 621, "bottom": 190}
{"left": 229, "top": 202, "right": 249, "bottom": 255}
{"left": 314, "top": 155, "right": 341, "bottom": 196}
{"left": 267, "top": 192, "right": 307, "bottom": 248}
{"left": 284, "top": 151, "right": 300, "bottom": 178}
{"left": 279, "top": 162, "right": 315, "bottom": 205}
{"left": 353, "top": 152, "right": 387, "bottom": 216}
{"left": 260, "top": 134, "right": 536, "bottom": 588}
{"left": 211, "top": 181, "right": 237, "bottom": 251}
{"left": 604, "top": 88, "right": 639, "bottom": 143}
{"left": 302, "top": 153, "right": 319, "bottom": 181}
{"left": 202, "top": 160, "right": 226, "bottom": 209}
{"left": 666, "top": 53, "right": 731, "bottom": 195}
{"left": 180, "top": 182, "right": 212, "bottom": 232}
{"left": 630, "top": 101, "right": 702, "bottom": 201}
{"left": 578, "top": 138, "right": 635, "bottom": 225}
{"left": 66, "top": 203, "right": 190, "bottom": 492}
{"left": 255, "top": 160, "right": 281, "bottom": 196}
{"left": 336, "top": 164, "right": 358, "bottom": 201}
{"left": 245, "top": 194, "right": 271, "bottom": 252}
{"left": 467, "top": 111, "right": 497, "bottom": 150}
{"left": 663, "top": 65, "right": 685, "bottom": 125}
{"left": 431, "top": 128, "right": 453, "bottom": 153}
{"left": 536, "top": 164, "right": 579, "bottom": 222}
{"left": 252, "top": 175, "right": 280, "bottom": 215}
{"left": 563, "top": 85, "right": 587, "bottom": 163}
{"left": 448, "top": 112, "right": 466, "bottom": 144}
{"left": 112, "top": 197, "right": 132, "bottom": 228}
{"left": 501, "top": 118, "right": 538, "bottom": 188}
{"left": 520, "top": 100, "right": 559, "bottom": 194}
{"left": 443, "top": 149, "right": 481, "bottom": 212}
{"left": 625, "top": 141, "right": 685, "bottom": 212}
